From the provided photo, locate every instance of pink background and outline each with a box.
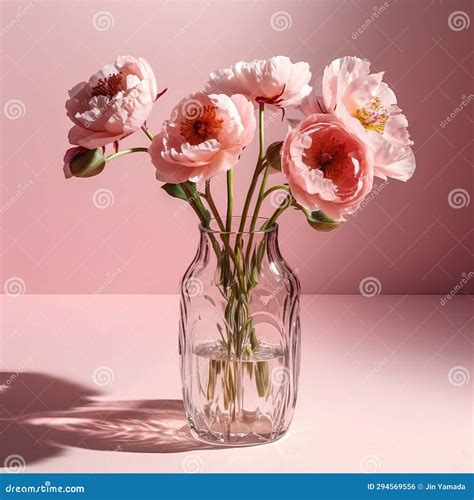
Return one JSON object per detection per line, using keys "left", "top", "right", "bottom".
{"left": 1, "top": 0, "right": 473, "bottom": 294}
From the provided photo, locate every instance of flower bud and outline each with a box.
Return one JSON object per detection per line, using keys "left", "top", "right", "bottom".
{"left": 63, "top": 147, "right": 106, "bottom": 179}
{"left": 265, "top": 141, "right": 283, "bottom": 171}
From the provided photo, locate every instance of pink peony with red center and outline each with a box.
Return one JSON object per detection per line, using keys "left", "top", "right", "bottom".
{"left": 66, "top": 55, "right": 158, "bottom": 149}
{"left": 149, "top": 92, "right": 256, "bottom": 183}
{"left": 301, "top": 56, "right": 415, "bottom": 182}
{"left": 282, "top": 114, "right": 374, "bottom": 221}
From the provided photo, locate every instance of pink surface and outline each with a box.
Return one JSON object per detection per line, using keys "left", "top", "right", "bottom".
{"left": 1, "top": 0, "right": 473, "bottom": 294}
{"left": 1, "top": 294, "right": 472, "bottom": 473}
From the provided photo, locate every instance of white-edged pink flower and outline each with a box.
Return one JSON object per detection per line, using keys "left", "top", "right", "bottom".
{"left": 66, "top": 55, "right": 158, "bottom": 149}
{"left": 149, "top": 92, "right": 256, "bottom": 183}
{"left": 310, "top": 56, "right": 415, "bottom": 181}
{"left": 206, "top": 56, "right": 312, "bottom": 109}
{"left": 281, "top": 114, "right": 374, "bottom": 221}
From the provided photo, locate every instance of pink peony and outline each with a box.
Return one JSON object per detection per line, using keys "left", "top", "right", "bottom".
{"left": 206, "top": 56, "right": 312, "bottom": 109}
{"left": 312, "top": 56, "right": 415, "bottom": 181}
{"left": 66, "top": 55, "right": 158, "bottom": 149}
{"left": 149, "top": 92, "right": 256, "bottom": 183}
{"left": 281, "top": 114, "right": 374, "bottom": 221}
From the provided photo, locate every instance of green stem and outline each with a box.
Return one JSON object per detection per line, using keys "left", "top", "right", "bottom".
{"left": 237, "top": 103, "right": 265, "bottom": 234}
{"left": 262, "top": 185, "right": 289, "bottom": 200}
{"left": 261, "top": 194, "right": 292, "bottom": 230}
{"left": 226, "top": 169, "right": 234, "bottom": 232}
{"left": 105, "top": 147, "right": 149, "bottom": 162}
{"left": 204, "top": 181, "right": 225, "bottom": 231}
{"left": 141, "top": 125, "right": 154, "bottom": 141}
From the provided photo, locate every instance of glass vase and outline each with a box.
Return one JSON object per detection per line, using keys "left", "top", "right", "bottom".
{"left": 179, "top": 217, "right": 301, "bottom": 446}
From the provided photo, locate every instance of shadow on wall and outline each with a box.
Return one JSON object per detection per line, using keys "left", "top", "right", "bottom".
{"left": 0, "top": 372, "right": 218, "bottom": 469}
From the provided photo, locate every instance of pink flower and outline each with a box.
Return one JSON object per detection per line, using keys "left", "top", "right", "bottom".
{"left": 149, "top": 92, "right": 256, "bottom": 183}
{"left": 205, "top": 56, "right": 312, "bottom": 108}
{"left": 314, "top": 56, "right": 415, "bottom": 181}
{"left": 66, "top": 55, "right": 158, "bottom": 149}
{"left": 281, "top": 114, "right": 374, "bottom": 221}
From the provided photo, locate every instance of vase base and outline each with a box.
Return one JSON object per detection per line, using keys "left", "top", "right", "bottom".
{"left": 190, "top": 424, "right": 286, "bottom": 447}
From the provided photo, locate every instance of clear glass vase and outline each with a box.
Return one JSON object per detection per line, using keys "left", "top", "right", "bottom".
{"left": 179, "top": 217, "right": 301, "bottom": 446}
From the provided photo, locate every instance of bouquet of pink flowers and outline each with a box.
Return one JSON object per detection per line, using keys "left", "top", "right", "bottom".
{"left": 63, "top": 55, "right": 415, "bottom": 446}
{"left": 64, "top": 54, "right": 414, "bottom": 224}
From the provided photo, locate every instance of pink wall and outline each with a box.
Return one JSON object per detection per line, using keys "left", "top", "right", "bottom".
{"left": 0, "top": 0, "right": 472, "bottom": 294}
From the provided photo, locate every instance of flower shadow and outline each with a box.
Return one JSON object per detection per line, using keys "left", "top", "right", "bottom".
{"left": 23, "top": 399, "right": 215, "bottom": 454}
{"left": 0, "top": 371, "right": 219, "bottom": 469}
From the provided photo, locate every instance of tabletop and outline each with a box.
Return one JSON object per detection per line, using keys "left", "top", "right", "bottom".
{"left": 1, "top": 294, "right": 472, "bottom": 473}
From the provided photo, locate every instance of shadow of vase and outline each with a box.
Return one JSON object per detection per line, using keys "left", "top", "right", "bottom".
{"left": 0, "top": 372, "right": 219, "bottom": 469}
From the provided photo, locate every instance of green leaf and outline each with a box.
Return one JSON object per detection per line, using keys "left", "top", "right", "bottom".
{"left": 265, "top": 141, "right": 283, "bottom": 171}
{"left": 161, "top": 183, "right": 188, "bottom": 201}
{"left": 70, "top": 148, "right": 106, "bottom": 178}
{"left": 307, "top": 210, "right": 340, "bottom": 232}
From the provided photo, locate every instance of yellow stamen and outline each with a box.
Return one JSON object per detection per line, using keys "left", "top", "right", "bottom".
{"left": 354, "top": 97, "right": 389, "bottom": 134}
